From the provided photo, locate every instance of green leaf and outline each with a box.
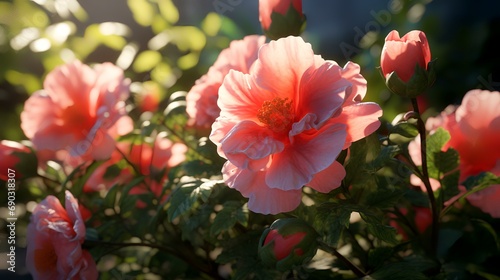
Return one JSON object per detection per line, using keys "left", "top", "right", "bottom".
{"left": 345, "top": 134, "right": 381, "bottom": 187}
{"left": 366, "top": 145, "right": 401, "bottom": 173}
{"left": 127, "top": 0, "right": 155, "bottom": 26}
{"left": 103, "top": 183, "right": 120, "bottom": 209}
{"left": 210, "top": 201, "right": 248, "bottom": 235}
{"left": 368, "top": 247, "right": 394, "bottom": 270}
{"left": 391, "top": 122, "right": 419, "bottom": 138}
{"left": 439, "top": 170, "right": 460, "bottom": 203}
{"left": 434, "top": 148, "right": 459, "bottom": 175}
{"left": 133, "top": 50, "right": 162, "bottom": 73}
{"left": 157, "top": 0, "right": 179, "bottom": 24}
{"left": 365, "top": 189, "right": 404, "bottom": 209}
{"left": 360, "top": 212, "right": 398, "bottom": 245}
{"left": 462, "top": 172, "right": 500, "bottom": 190}
{"left": 437, "top": 228, "right": 463, "bottom": 259}
{"left": 315, "top": 202, "right": 357, "bottom": 246}
{"left": 167, "top": 179, "right": 221, "bottom": 221}
{"left": 425, "top": 128, "right": 452, "bottom": 179}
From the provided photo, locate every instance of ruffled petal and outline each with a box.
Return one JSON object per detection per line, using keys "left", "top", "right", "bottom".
{"left": 251, "top": 36, "right": 314, "bottom": 100}
{"left": 218, "top": 70, "right": 269, "bottom": 121}
{"left": 297, "top": 61, "right": 349, "bottom": 126}
{"left": 266, "top": 122, "right": 347, "bottom": 190}
{"left": 220, "top": 120, "right": 283, "bottom": 171}
{"left": 223, "top": 162, "right": 302, "bottom": 214}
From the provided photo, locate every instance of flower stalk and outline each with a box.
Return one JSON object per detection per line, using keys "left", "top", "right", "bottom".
{"left": 411, "top": 98, "right": 439, "bottom": 254}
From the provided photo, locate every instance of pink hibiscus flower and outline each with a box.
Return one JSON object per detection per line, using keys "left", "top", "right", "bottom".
{"left": 21, "top": 60, "right": 133, "bottom": 163}
{"left": 26, "top": 190, "right": 98, "bottom": 280}
{"left": 409, "top": 89, "right": 500, "bottom": 217}
{"left": 210, "top": 36, "right": 382, "bottom": 214}
{"left": 186, "top": 35, "right": 266, "bottom": 129}
{"left": 85, "top": 134, "right": 187, "bottom": 207}
{"left": 124, "top": 134, "right": 188, "bottom": 205}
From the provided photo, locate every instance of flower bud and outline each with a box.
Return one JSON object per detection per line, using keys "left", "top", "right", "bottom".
{"left": 259, "top": 0, "right": 306, "bottom": 40}
{"left": 380, "top": 30, "right": 435, "bottom": 98}
{"left": 258, "top": 218, "right": 318, "bottom": 271}
{"left": 0, "top": 140, "right": 38, "bottom": 181}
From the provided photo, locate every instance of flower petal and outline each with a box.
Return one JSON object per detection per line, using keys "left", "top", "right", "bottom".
{"left": 266, "top": 122, "right": 347, "bottom": 190}
{"left": 223, "top": 162, "right": 302, "bottom": 214}
{"left": 307, "top": 161, "right": 346, "bottom": 193}
{"left": 333, "top": 102, "right": 382, "bottom": 149}
{"left": 297, "top": 61, "right": 349, "bottom": 126}
{"left": 220, "top": 120, "right": 283, "bottom": 171}
{"left": 251, "top": 36, "right": 314, "bottom": 100}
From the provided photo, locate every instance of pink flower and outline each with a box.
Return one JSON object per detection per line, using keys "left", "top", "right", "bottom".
{"left": 210, "top": 36, "right": 382, "bottom": 214}
{"left": 409, "top": 89, "right": 500, "bottom": 217}
{"left": 380, "top": 30, "right": 431, "bottom": 82}
{"left": 186, "top": 35, "right": 266, "bottom": 129}
{"left": 26, "top": 190, "right": 98, "bottom": 280}
{"left": 259, "top": 0, "right": 304, "bottom": 35}
{"left": 21, "top": 60, "right": 133, "bottom": 163}
{"left": 125, "top": 135, "right": 187, "bottom": 206}
{"left": 0, "top": 140, "right": 37, "bottom": 180}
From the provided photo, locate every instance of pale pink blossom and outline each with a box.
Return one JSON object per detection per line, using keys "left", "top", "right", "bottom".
{"left": 26, "top": 191, "right": 98, "bottom": 280}
{"left": 186, "top": 35, "right": 266, "bottom": 128}
{"left": 409, "top": 89, "right": 500, "bottom": 217}
{"left": 210, "top": 36, "right": 382, "bottom": 214}
{"left": 21, "top": 60, "right": 133, "bottom": 163}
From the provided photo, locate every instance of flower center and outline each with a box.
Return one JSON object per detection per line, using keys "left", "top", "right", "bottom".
{"left": 257, "top": 97, "right": 294, "bottom": 133}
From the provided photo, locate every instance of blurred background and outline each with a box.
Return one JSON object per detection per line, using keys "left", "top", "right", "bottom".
{"left": 1, "top": 0, "right": 500, "bottom": 277}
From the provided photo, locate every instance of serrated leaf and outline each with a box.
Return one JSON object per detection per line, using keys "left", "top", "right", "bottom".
{"left": 167, "top": 179, "right": 220, "bottom": 221}
{"left": 366, "top": 145, "right": 401, "bottom": 173}
{"left": 425, "top": 128, "right": 451, "bottom": 178}
{"left": 439, "top": 170, "right": 460, "bottom": 202}
{"left": 360, "top": 212, "right": 398, "bottom": 245}
{"left": 210, "top": 201, "right": 248, "bottom": 235}
{"left": 434, "top": 148, "right": 459, "bottom": 174}
{"left": 365, "top": 189, "right": 404, "bottom": 209}
{"left": 315, "top": 202, "right": 359, "bottom": 246}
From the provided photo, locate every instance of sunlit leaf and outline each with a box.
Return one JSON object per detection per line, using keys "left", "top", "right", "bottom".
{"left": 157, "top": 0, "right": 179, "bottom": 24}
{"left": 133, "top": 50, "right": 162, "bottom": 73}
{"left": 127, "top": 0, "right": 155, "bottom": 26}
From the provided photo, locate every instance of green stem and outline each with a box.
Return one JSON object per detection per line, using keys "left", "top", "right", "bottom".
{"left": 411, "top": 98, "right": 439, "bottom": 254}
{"left": 317, "top": 239, "right": 367, "bottom": 278}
